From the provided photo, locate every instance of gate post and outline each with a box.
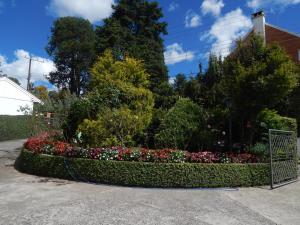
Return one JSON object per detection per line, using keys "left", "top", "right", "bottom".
{"left": 269, "top": 129, "right": 274, "bottom": 189}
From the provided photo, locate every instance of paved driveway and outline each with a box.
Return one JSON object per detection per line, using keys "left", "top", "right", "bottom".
{"left": 0, "top": 140, "right": 300, "bottom": 225}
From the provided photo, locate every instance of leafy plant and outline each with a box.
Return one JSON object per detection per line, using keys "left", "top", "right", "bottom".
{"left": 77, "top": 50, "right": 154, "bottom": 147}
{"left": 250, "top": 142, "right": 269, "bottom": 162}
{"left": 155, "top": 98, "right": 208, "bottom": 150}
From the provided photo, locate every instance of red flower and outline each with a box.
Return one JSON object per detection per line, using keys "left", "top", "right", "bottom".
{"left": 24, "top": 137, "right": 51, "bottom": 153}
{"left": 53, "top": 141, "right": 70, "bottom": 155}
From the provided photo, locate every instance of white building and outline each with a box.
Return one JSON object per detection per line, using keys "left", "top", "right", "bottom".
{"left": 0, "top": 77, "right": 42, "bottom": 115}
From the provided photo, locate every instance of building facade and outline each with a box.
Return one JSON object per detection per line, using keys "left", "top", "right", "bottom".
{"left": 0, "top": 77, "right": 42, "bottom": 115}
{"left": 250, "top": 11, "right": 300, "bottom": 64}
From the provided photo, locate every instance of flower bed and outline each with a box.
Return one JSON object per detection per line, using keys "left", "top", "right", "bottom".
{"left": 17, "top": 133, "right": 269, "bottom": 188}
{"left": 24, "top": 133, "right": 259, "bottom": 164}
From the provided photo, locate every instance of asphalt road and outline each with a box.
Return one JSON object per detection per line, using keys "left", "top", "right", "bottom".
{"left": 0, "top": 139, "right": 300, "bottom": 225}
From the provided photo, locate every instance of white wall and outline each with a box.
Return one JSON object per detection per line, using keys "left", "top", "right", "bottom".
{"left": 0, "top": 79, "right": 35, "bottom": 115}
{"left": 0, "top": 98, "right": 33, "bottom": 115}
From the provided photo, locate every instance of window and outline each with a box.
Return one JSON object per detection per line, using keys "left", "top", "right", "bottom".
{"left": 298, "top": 49, "right": 300, "bottom": 61}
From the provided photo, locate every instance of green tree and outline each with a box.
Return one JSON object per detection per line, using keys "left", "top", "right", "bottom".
{"left": 77, "top": 50, "right": 154, "bottom": 147}
{"left": 0, "top": 61, "right": 3, "bottom": 76}
{"left": 33, "top": 89, "right": 78, "bottom": 133}
{"left": 9, "top": 77, "right": 20, "bottom": 85}
{"left": 204, "top": 54, "right": 223, "bottom": 89}
{"left": 46, "top": 17, "right": 96, "bottom": 96}
{"left": 274, "top": 65, "right": 300, "bottom": 134}
{"left": 223, "top": 35, "right": 298, "bottom": 142}
{"left": 183, "top": 78, "right": 204, "bottom": 105}
{"left": 202, "top": 54, "right": 225, "bottom": 108}
{"left": 33, "top": 85, "right": 49, "bottom": 100}
{"left": 155, "top": 98, "right": 208, "bottom": 150}
{"left": 152, "top": 81, "right": 177, "bottom": 109}
{"left": 95, "top": 0, "right": 168, "bottom": 92}
{"left": 173, "top": 74, "right": 187, "bottom": 96}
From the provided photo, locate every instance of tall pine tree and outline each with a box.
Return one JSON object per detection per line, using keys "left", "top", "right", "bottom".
{"left": 95, "top": 0, "right": 168, "bottom": 91}
{"left": 46, "top": 17, "right": 96, "bottom": 96}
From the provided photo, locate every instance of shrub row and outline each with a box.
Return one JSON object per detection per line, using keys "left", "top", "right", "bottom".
{"left": 18, "top": 149, "right": 270, "bottom": 188}
{"left": 0, "top": 115, "right": 32, "bottom": 141}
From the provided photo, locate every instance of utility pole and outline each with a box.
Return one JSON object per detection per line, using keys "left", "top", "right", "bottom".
{"left": 24, "top": 56, "right": 44, "bottom": 90}
{"left": 27, "top": 57, "right": 32, "bottom": 90}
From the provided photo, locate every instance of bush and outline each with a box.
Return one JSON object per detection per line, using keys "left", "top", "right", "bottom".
{"left": 250, "top": 142, "right": 269, "bottom": 162}
{"left": 155, "top": 98, "right": 208, "bottom": 150}
{"left": 63, "top": 88, "right": 123, "bottom": 140}
{"left": 69, "top": 51, "right": 154, "bottom": 146}
{"left": 63, "top": 98, "right": 92, "bottom": 141}
{"left": 78, "top": 107, "right": 148, "bottom": 147}
{"left": 256, "top": 109, "right": 297, "bottom": 141}
{"left": 18, "top": 149, "right": 270, "bottom": 188}
{"left": 0, "top": 115, "right": 32, "bottom": 141}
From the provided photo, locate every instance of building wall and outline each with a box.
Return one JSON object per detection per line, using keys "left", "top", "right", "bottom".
{"left": 266, "top": 24, "right": 300, "bottom": 64}
{"left": 0, "top": 80, "right": 35, "bottom": 115}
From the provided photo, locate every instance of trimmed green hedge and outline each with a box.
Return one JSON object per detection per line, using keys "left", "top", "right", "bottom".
{"left": 18, "top": 149, "right": 270, "bottom": 188}
{"left": 0, "top": 116, "right": 32, "bottom": 141}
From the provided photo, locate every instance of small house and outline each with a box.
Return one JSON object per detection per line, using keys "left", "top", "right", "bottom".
{"left": 0, "top": 77, "right": 42, "bottom": 115}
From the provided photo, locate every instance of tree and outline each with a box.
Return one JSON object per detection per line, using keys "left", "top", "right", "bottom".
{"left": 152, "top": 81, "right": 177, "bottom": 109}
{"left": 204, "top": 54, "right": 223, "bottom": 89}
{"left": 46, "top": 17, "right": 96, "bottom": 96}
{"left": 33, "top": 85, "right": 48, "bottom": 100}
{"left": 77, "top": 50, "right": 154, "bottom": 147}
{"left": 34, "top": 89, "right": 78, "bottom": 132}
{"left": 223, "top": 35, "right": 298, "bottom": 143}
{"left": 155, "top": 98, "right": 208, "bottom": 150}
{"left": 173, "top": 74, "right": 187, "bottom": 96}
{"left": 95, "top": 0, "right": 168, "bottom": 92}
{"left": 183, "top": 78, "right": 204, "bottom": 105}
{"left": 0, "top": 61, "right": 3, "bottom": 76}
{"left": 274, "top": 66, "right": 300, "bottom": 133}
{"left": 8, "top": 77, "right": 21, "bottom": 85}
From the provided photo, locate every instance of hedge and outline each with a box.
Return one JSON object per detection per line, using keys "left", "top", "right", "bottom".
{"left": 0, "top": 115, "right": 32, "bottom": 141}
{"left": 17, "top": 149, "right": 270, "bottom": 188}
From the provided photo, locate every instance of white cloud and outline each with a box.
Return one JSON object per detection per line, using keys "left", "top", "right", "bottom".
{"left": 0, "top": 50, "right": 56, "bottom": 88}
{"left": 168, "top": 2, "right": 179, "bottom": 12}
{"left": 48, "top": 0, "right": 114, "bottom": 23}
{"left": 169, "top": 76, "right": 176, "bottom": 85}
{"left": 201, "top": 0, "right": 224, "bottom": 17}
{"left": 204, "top": 8, "right": 252, "bottom": 57}
{"left": 185, "top": 10, "right": 201, "bottom": 28}
{"left": 247, "top": 0, "right": 300, "bottom": 9}
{"left": 164, "top": 43, "right": 195, "bottom": 65}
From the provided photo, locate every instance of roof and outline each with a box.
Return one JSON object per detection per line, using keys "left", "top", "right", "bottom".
{"left": 0, "top": 77, "right": 42, "bottom": 104}
{"left": 265, "top": 23, "right": 300, "bottom": 39}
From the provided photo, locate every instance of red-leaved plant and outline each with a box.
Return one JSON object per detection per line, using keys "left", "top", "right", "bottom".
{"left": 24, "top": 134, "right": 259, "bottom": 164}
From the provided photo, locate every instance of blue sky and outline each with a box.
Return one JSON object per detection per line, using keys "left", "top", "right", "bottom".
{"left": 0, "top": 0, "right": 300, "bottom": 88}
